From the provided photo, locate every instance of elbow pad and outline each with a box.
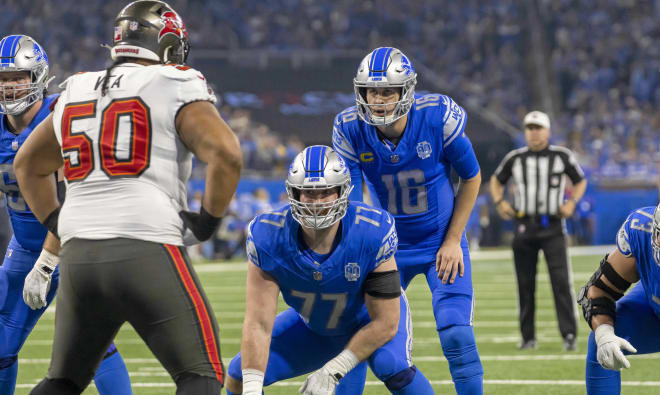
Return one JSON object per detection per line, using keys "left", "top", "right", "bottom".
{"left": 363, "top": 270, "right": 401, "bottom": 299}
{"left": 577, "top": 254, "right": 630, "bottom": 329}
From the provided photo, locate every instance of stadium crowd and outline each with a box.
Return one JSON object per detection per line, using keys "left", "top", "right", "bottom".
{"left": 540, "top": 0, "right": 660, "bottom": 181}
{"left": 3, "top": 0, "right": 658, "bottom": 256}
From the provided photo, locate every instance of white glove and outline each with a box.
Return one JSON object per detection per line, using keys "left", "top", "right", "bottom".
{"left": 242, "top": 368, "right": 264, "bottom": 395}
{"left": 594, "top": 324, "right": 637, "bottom": 370}
{"left": 299, "top": 366, "right": 339, "bottom": 395}
{"left": 300, "top": 349, "right": 359, "bottom": 395}
{"left": 23, "top": 249, "right": 59, "bottom": 310}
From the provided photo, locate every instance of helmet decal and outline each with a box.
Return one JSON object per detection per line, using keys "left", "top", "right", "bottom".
{"left": 158, "top": 10, "right": 187, "bottom": 42}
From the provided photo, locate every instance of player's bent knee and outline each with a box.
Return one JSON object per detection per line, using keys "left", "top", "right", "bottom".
{"left": 174, "top": 372, "right": 222, "bottom": 395}
{"left": 439, "top": 326, "right": 483, "bottom": 381}
{"left": 0, "top": 355, "right": 17, "bottom": 370}
{"left": 384, "top": 366, "right": 417, "bottom": 391}
{"left": 29, "top": 377, "right": 83, "bottom": 395}
{"left": 225, "top": 374, "right": 243, "bottom": 394}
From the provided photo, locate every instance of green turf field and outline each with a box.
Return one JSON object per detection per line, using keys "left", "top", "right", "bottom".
{"left": 14, "top": 248, "right": 660, "bottom": 394}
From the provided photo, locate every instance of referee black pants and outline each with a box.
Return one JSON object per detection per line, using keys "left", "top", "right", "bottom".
{"left": 512, "top": 219, "right": 577, "bottom": 343}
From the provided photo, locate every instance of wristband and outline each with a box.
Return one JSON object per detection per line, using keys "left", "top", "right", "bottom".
{"left": 43, "top": 206, "right": 61, "bottom": 238}
{"left": 324, "top": 349, "right": 359, "bottom": 380}
{"left": 242, "top": 369, "right": 264, "bottom": 395}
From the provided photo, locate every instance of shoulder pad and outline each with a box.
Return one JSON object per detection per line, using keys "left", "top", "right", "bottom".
{"left": 439, "top": 95, "right": 467, "bottom": 147}
{"left": 157, "top": 64, "right": 207, "bottom": 81}
{"left": 335, "top": 106, "right": 359, "bottom": 126}
{"left": 414, "top": 94, "right": 442, "bottom": 110}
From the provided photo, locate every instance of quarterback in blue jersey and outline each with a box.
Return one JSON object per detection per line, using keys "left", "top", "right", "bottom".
{"left": 578, "top": 204, "right": 660, "bottom": 394}
{"left": 225, "top": 146, "right": 434, "bottom": 395}
{"left": 332, "top": 47, "right": 483, "bottom": 394}
{"left": 0, "top": 34, "right": 131, "bottom": 394}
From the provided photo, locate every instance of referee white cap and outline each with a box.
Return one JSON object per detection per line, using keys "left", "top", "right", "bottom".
{"left": 523, "top": 111, "right": 550, "bottom": 130}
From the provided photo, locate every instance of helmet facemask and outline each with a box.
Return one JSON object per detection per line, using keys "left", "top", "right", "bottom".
{"left": 0, "top": 35, "right": 52, "bottom": 116}
{"left": 353, "top": 47, "right": 417, "bottom": 126}
{"left": 354, "top": 79, "right": 416, "bottom": 126}
{"left": 286, "top": 146, "right": 353, "bottom": 230}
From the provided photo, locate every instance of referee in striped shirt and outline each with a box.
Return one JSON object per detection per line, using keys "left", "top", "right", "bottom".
{"left": 489, "top": 111, "right": 587, "bottom": 351}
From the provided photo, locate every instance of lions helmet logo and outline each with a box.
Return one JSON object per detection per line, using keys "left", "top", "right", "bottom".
{"left": 158, "top": 11, "right": 187, "bottom": 42}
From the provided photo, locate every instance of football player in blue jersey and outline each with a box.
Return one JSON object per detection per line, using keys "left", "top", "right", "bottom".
{"left": 332, "top": 47, "right": 483, "bottom": 394}
{"left": 0, "top": 34, "right": 131, "bottom": 395}
{"left": 225, "top": 146, "right": 434, "bottom": 395}
{"left": 578, "top": 204, "right": 660, "bottom": 394}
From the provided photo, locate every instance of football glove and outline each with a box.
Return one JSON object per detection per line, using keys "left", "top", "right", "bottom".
{"left": 299, "top": 349, "right": 359, "bottom": 395}
{"left": 179, "top": 206, "right": 222, "bottom": 242}
{"left": 594, "top": 324, "right": 637, "bottom": 370}
{"left": 23, "top": 249, "right": 59, "bottom": 310}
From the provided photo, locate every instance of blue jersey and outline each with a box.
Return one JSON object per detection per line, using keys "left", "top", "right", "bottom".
{"left": 616, "top": 206, "right": 660, "bottom": 317}
{"left": 0, "top": 94, "right": 58, "bottom": 252}
{"left": 246, "top": 202, "right": 398, "bottom": 336}
{"left": 332, "top": 94, "right": 480, "bottom": 258}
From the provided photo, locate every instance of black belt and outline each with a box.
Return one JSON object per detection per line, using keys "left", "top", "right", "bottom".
{"left": 516, "top": 214, "right": 562, "bottom": 227}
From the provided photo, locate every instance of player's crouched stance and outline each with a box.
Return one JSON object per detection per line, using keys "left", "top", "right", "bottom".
{"left": 578, "top": 204, "right": 660, "bottom": 395}
{"left": 225, "top": 146, "right": 434, "bottom": 395}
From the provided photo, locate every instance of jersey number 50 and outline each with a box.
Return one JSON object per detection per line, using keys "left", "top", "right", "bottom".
{"left": 60, "top": 97, "right": 151, "bottom": 182}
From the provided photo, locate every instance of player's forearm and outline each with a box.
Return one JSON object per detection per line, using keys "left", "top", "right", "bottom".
{"left": 241, "top": 322, "right": 272, "bottom": 372}
{"left": 14, "top": 170, "right": 59, "bottom": 224}
{"left": 346, "top": 295, "right": 400, "bottom": 361}
{"left": 446, "top": 171, "right": 481, "bottom": 243}
{"left": 203, "top": 148, "right": 242, "bottom": 217}
{"left": 42, "top": 231, "right": 61, "bottom": 256}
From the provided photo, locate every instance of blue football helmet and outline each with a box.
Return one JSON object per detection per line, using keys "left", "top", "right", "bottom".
{"left": 0, "top": 35, "right": 52, "bottom": 115}
{"left": 353, "top": 47, "right": 417, "bottom": 126}
{"left": 286, "top": 145, "right": 353, "bottom": 230}
{"left": 652, "top": 203, "right": 660, "bottom": 265}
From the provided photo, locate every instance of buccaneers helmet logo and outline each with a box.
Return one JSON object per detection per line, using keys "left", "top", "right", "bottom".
{"left": 158, "top": 11, "right": 187, "bottom": 42}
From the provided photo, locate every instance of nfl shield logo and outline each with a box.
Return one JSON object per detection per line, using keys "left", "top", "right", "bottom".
{"left": 345, "top": 262, "right": 360, "bottom": 281}
{"left": 416, "top": 141, "right": 432, "bottom": 159}
{"left": 129, "top": 21, "right": 139, "bottom": 31}
{"left": 313, "top": 271, "right": 323, "bottom": 281}
{"left": 11, "top": 140, "right": 18, "bottom": 151}
{"left": 390, "top": 154, "right": 399, "bottom": 163}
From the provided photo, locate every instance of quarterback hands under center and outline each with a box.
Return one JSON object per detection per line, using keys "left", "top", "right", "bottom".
{"left": 23, "top": 249, "right": 59, "bottom": 310}
{"left": 436, "top": 239, "right": 464, "bottom": 284}
{"left": 594, "top": 324, "right": 637, "bottom": 370}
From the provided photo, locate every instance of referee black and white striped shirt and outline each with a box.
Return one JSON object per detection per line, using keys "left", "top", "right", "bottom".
{"left": 493, "top": 145, "right": 585, "bottom": 217}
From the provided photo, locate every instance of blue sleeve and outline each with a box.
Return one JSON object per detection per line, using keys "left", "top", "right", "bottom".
{"left": 245, "top": 218, "right": 262, "bottom": 267}
{"left": 332, "top": 115, "right": 364, "bottom": 201}
{"left": 439, "top": 97, "right": 480, "bottom": 179}
{"left": 445, "top": 134, "right": 480, "bottom": 180}
{"left": 616, "top": 215, "right": 633, "bottom": 257}
{"left": 374, "top": 212, "right": 398, "bottom": 268}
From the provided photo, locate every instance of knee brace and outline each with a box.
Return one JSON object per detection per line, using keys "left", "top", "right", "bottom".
{"left": 439, "top": 325, "right": 483, "bottom": 382}
{"left": 174, "top": 372, "right": 222, "bottom": 395}
{"left": 30, "top": 378, "right": 83, "bottom": 395}
{"left": 0, "top": 355, "right": 17, "bottom": 370}
{"left": 384, "top": 366, "right": 416, "bottom": 391}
